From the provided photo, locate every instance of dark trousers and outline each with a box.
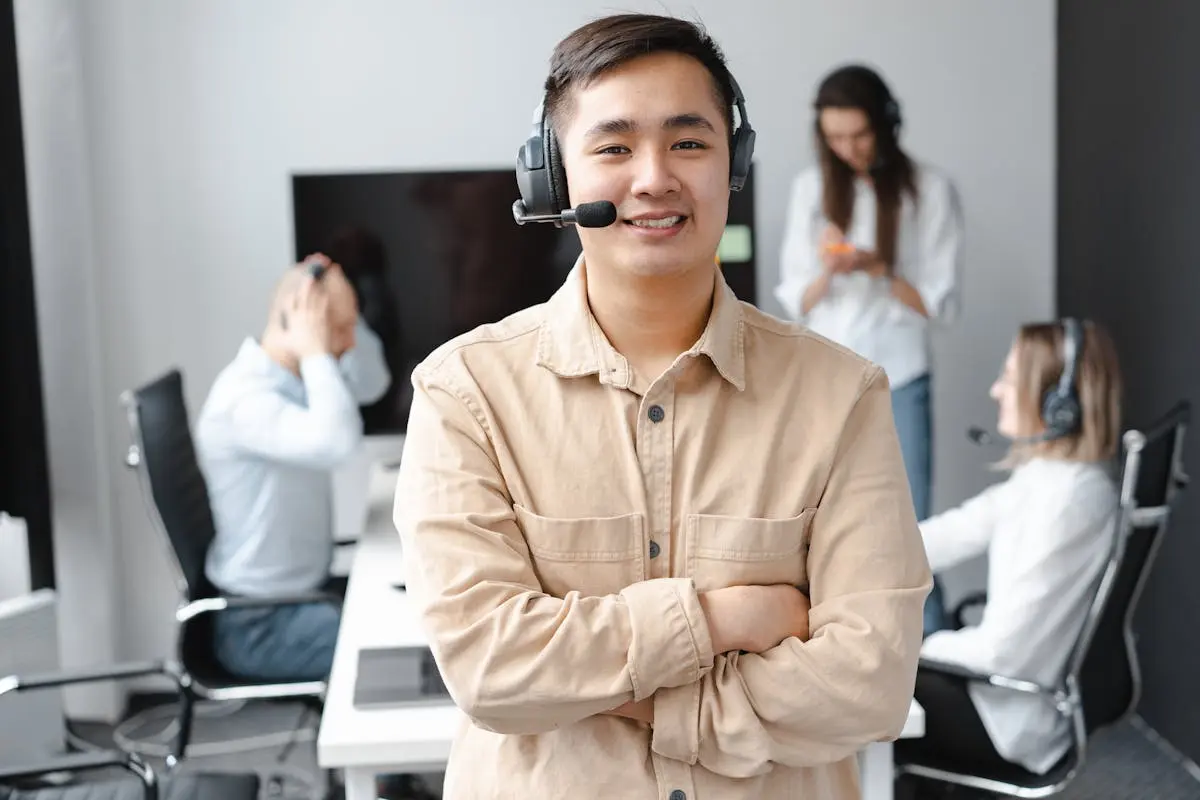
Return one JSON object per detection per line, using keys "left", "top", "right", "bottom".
{"left": 895, "top": 666, "right": 1012, "bottom": 776}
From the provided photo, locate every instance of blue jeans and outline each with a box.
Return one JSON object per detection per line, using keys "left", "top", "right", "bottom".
{"left": 213, "top": 583, "right": 342, "bottom": 682}
{"left": 890, "top": 373, "right": 949, "bottom": 636}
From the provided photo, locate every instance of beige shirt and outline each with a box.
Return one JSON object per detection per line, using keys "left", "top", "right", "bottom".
{"left": 394, "top": 261, "right": 932, "bottom": 799}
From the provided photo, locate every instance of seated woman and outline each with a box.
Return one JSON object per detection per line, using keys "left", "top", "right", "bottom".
{"left": 895, "top": 319, "right": 1124, "bottom": 779}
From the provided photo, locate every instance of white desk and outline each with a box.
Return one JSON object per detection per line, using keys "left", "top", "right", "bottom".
{"left": 317, "top": 466, "right": 924, "bottom": 800}
{"left": 318, "top": 467, "right": 461, "bottom": 800}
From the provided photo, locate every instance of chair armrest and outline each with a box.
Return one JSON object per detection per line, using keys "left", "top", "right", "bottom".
{"left": 176, "top": 592, "right": 342, "bottom": 624}
{"left": 0, "top": 750, "right": 157, "bottom": 799}
{"left": 0, "top": 661, "right": 181, "bottom": 699}
{"left": 919, "top": 657, "right": 1056, "bottom": 698}
{"left": 951, "top": 590, "right": 988, "bottom": 630}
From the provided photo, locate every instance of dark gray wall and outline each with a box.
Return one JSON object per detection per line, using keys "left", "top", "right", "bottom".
{"left": 0, "top": 0, "right": 54, "bottom": 590}
{"left": 1058, "top": 1, "right": 1200, "bottom": 761}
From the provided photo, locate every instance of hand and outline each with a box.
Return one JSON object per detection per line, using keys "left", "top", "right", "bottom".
{"left": 700, "top": 584, "right": 811, "bottom": 654}
{"left": 285, "top": 265, "right": 333, "bottom": 358}
{"left": 852, "top": 249, "right": 889, "bottom": 279}
{"left": 819, "top": 225, "right": 856, "bottom": 275}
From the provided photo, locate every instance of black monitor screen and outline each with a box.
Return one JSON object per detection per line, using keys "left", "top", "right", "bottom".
{"left": 292, "top": 167, "right": 756, "bottom": 434}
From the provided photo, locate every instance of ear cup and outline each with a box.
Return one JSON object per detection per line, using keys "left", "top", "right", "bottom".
{"left": 729, "top": 124, "right": 756, "bottom": 191}
{"left": 514, "top": 102, "right": 557, "bottom": 219}
{"left": 1042, "top": 389, "right": 1082, "bottom": 437}
{"left": 546, "top": 127, "right": 568, "bottom": 214}
{"left": 883, "top": 97, "right": 902, "bottom": 137}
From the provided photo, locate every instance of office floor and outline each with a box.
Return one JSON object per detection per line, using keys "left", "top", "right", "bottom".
{"left": 69, "top": 699, "right": 1200, "bottom": 800}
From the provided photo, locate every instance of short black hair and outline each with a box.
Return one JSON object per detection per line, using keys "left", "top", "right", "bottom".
{"left": 544, "top": 13, "right": 736, "bottom": 143}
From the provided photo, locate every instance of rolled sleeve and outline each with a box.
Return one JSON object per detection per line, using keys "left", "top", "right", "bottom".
{"left": 648, "top": 366, "right": 932, "bottom": 777}
{"left": 911, "top": 172, "right": 964, "bottom": 325}
{"left": 774, "top": 170, "right": 823, "bottom": 322}
{"left": 396, "top": 365, "right": 714, "bottom": 736}
{"left": 621, "top": 578, "right": 714, "bottom": 700}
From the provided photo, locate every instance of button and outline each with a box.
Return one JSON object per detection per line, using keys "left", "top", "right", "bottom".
{"left": 649, "top": 540, "right": 661, "bottom": 559}
{"left": 669, "top": 791, "right": 686, "bottom": 800}
{"left": 647, "top": 404, "right": 665, "bottom": 423}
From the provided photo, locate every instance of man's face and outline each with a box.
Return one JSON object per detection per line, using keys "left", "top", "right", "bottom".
{"left": 556, "top": 52, "right": 731, "bottom": 279}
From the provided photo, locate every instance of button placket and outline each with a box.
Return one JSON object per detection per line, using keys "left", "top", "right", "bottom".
{"left": 638, "top": 386, "right": 675, "bottom": 580}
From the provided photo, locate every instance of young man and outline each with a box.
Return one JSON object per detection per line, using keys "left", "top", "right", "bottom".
{"left": 197, "top": 256, "right": 389, "bottom": 682}
{"left": 394, "top": 13, "right": 931, "bottom": 799}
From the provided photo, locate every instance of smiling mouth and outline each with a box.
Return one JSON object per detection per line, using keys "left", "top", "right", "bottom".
{"left": 625, "top": 216, "right": 686, "bottom": 229}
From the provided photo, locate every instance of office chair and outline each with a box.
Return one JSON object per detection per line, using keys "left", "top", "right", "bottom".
{"left": 119, "top": 369, "right": 340, "bottom": 793}
{"left": 0, "top": 661, "right": 259, "bottom": 800}
{"left": 898, "top": 400, "right": 1191, "bottom": 798}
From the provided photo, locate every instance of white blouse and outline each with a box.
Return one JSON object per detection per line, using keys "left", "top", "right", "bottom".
{"left": 919, "top": 458, "right": 1120, "bottom": 774}
{"left": 773, "top": 163, "right": 964, "bottom": 390}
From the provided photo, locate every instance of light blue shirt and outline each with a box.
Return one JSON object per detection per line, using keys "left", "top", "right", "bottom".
{"left": 197, "top": 320, "right": 390, "bottom": 596}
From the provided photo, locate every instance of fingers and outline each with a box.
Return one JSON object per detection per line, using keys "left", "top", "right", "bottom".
{"left": 303, "top": 252, "right": 333, "bottom": 271}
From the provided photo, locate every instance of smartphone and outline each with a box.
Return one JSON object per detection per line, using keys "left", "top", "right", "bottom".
{"left": 822, "top": 242, "right": 856, "bottom": 255}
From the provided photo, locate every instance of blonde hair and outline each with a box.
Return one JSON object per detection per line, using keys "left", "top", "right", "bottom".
{"left": 1004, "top": 319, "right": 1123, "bottom": 466}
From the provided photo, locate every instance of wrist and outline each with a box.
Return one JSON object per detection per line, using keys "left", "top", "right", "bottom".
{"left": 698, "top": 591, "right": 737, "bottom": 653}
{"left": 296, "top": 341, "right": 332, "bottom": 360}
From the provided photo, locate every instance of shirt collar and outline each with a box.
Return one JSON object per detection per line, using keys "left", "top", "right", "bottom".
{"left": 236, "top": 337, "right": 304, "bottom": 391}
{"left": 536, "top": 256, "right": 746, "bottom": 391}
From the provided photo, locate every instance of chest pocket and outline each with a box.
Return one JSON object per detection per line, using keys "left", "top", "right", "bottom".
{"left": 686, "top": 509, "right": 815, "bottom": 594}
{"left": 514, "top": 505, "right": 645, "bottom": 599}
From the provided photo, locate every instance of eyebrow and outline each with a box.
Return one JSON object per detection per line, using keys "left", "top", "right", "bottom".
{"left": 582, "top": 112, "right": 718, "bottom": 139}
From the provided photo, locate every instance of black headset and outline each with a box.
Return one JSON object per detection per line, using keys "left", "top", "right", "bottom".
{"left": 515, "top": 72, "right": 757, "bottom": 224}
{"left": 1041, "top": 317, "right": 1084, "bottom": 438}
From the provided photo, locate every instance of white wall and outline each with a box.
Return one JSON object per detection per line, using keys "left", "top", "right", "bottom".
{"left": 17, "top": 0, "right": 1054, "bottom": 670}
{"left": 15, "top": 0, "right": 122, "bottom": 719}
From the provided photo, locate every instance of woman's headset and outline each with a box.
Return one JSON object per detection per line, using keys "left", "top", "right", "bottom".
{"left": 1041, "top": 317, "right": 1084, "bottom": 439}
{"left": 514, "top": 72, "right": 758, "bottom": 223}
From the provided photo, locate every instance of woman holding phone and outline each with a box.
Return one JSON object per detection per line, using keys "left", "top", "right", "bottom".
{"left": 775, "top": 64, "right": 965, "bottom": 636}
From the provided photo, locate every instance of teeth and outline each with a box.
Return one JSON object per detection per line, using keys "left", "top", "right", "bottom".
{"left": 629, "top": 216, "right": 683, "bottom": 228}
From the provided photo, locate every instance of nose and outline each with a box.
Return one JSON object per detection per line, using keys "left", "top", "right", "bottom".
{"left": 629, "top": 149, "right": 681, "bottom": 197}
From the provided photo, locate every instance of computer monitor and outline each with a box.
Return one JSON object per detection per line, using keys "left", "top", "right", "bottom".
{"left": 292, "top": 167, "right": 757, "bottom": 434}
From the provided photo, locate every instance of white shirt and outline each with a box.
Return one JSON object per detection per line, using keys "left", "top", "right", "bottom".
{"left": 197, "top": 320, "right": 390, "bottom": 596}
{"left": 774, "top": 163, "right": 964, "bottom": 389}
{"left": 919, "top": 458, "right": 1119, "bottom": 774}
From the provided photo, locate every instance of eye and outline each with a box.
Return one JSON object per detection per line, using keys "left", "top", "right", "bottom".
{"left": 596, "top": 145, "right": 629, "bottom": 156}
{"left": 672, "top": 140, "right": 707, "bottom": 150}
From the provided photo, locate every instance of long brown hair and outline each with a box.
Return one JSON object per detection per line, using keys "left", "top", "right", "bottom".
{"left": 813, "top": 64, "right": 917, "bottom": 272}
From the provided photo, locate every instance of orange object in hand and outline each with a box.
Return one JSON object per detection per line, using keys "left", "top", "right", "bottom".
{"left": 822, "top": 241, "right": 856, "bottom": 255}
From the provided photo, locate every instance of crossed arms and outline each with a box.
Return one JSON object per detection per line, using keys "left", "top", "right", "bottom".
{"left": 394, "top": 364, "right": 931, "bottom": 776}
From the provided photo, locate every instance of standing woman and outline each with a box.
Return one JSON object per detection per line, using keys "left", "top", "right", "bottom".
{"left": 775, "top": 64, "right": 964, "bottom": 635}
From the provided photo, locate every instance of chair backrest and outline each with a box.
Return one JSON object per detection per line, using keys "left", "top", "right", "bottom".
{"left": 121, "top": 369, "right": 218, "bottom": 604}
{"left": 1072, "top": 400, "right": 1190, "bottom": 732}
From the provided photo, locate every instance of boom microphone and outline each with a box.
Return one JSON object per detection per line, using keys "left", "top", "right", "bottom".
{"left": 967, "top": 426, "right": 995, "bottom": 446}
{"left": 967, "top": 426, "right": 1058, "bottom": 447}
{"left": 512, "top": 199, "right": 618, "bottom": 228}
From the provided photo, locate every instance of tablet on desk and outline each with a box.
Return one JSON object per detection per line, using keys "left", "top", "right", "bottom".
{"left": 353, "top": 646, "right": 452, "bottom": 710}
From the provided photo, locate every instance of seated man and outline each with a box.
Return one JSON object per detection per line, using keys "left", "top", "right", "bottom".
{"left": 196, "top": 255, "right": 389, "bottom": 682}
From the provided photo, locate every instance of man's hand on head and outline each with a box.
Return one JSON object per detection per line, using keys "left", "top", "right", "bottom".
{"left": 286, "top": 259, "right": 334, "bottom": 359}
